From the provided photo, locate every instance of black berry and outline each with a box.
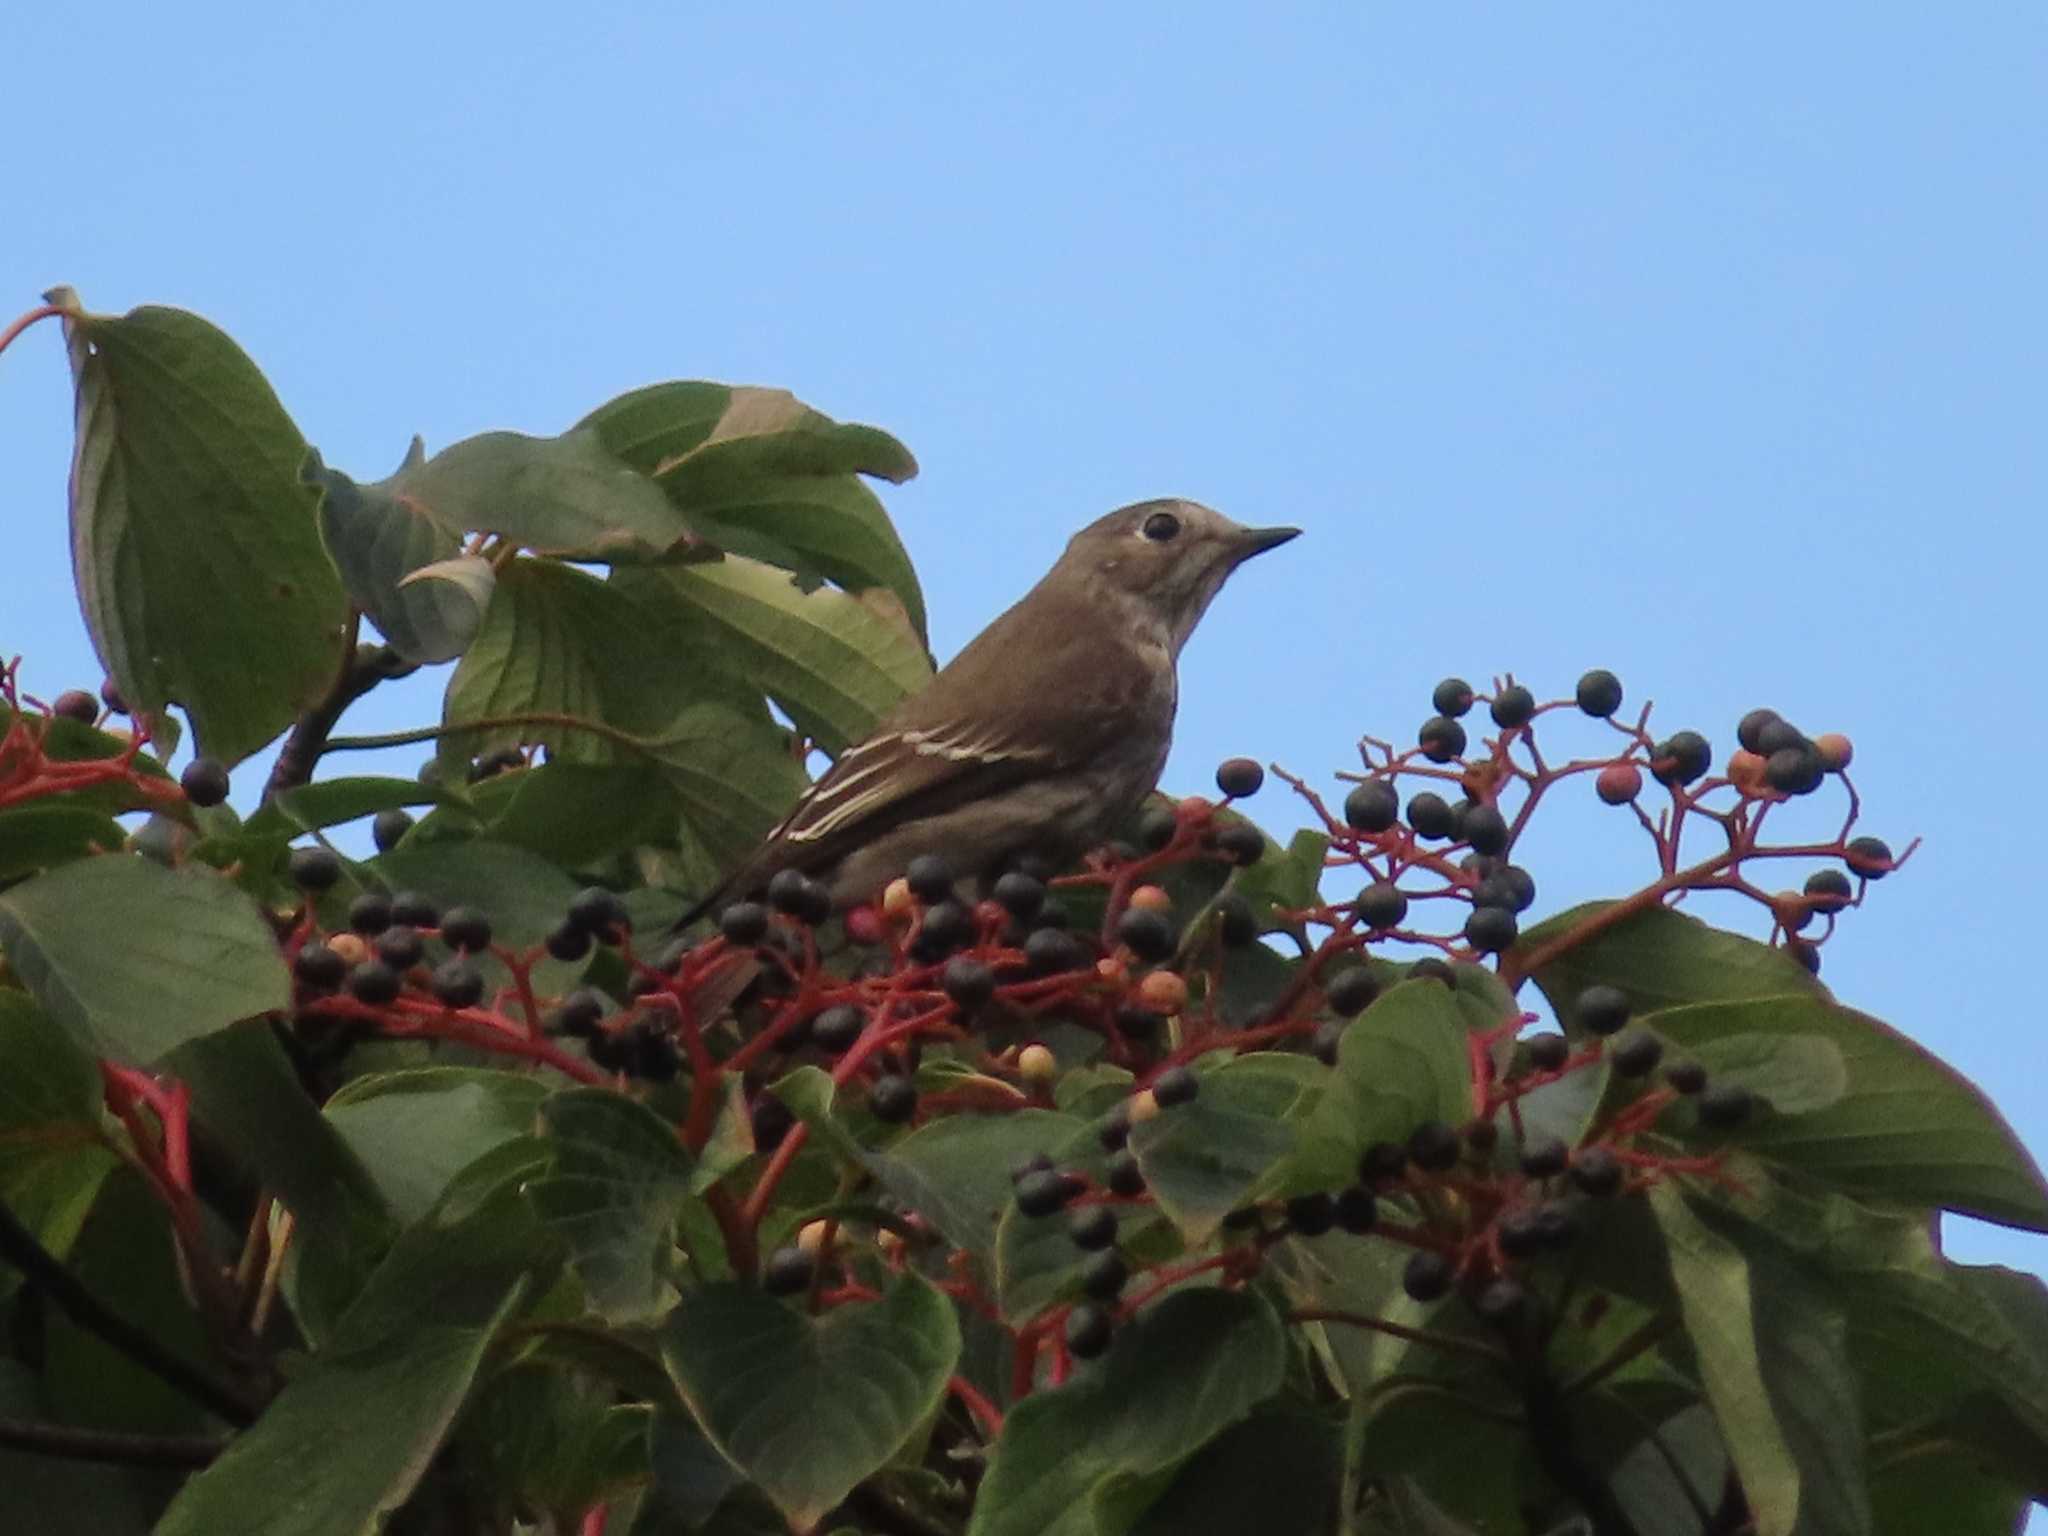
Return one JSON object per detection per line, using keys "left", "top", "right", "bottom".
{"left": 1535, "top": 1202, "right": 1583, "bottom": 1250}
{"left": 1215, "top": 757, "right": 1265, "bottom": 798}
{"left": 1804, "top": 869, "right": 1853, "bottom": 913}
{"left": 1665, "top": 1060, "right": 1709, "bottom": 1095}
{"left": 371, "top": 808, "right": 414, "bottom": 853}
{"left": 905, "top": 854, "right": 955, "bottom": 904}
{"left": 1325, "top": 965, "right": 1381, "bottom": 1017}
{"left": 1215, "top": 894, "right": 1258, "bottom": 946}
{"left": 762, "top": 1246, "right": 814, "bottom": 1296}
{"left": 1334, "top": 1186, "right": 1378, "bottom": 1234}
{"left": 1285, "top": 1192, "right": 1335, "bottom": 1237}
{"left": 293, "top": 942, "right": 346, "bottom": 992}
{"left": 431, "top": 958, "right": 485, "bottom": 1009}
{"left": 1015, "top": 1168, "right": 1077, "bottom": 1218}
{"left": 942, "top": 957, "right": 996, "bottom": 1012}
{"left": 1151, "top": 1065, "right": 1199, "bottom": 1107}
{"left": 1402, "top": 1250, "right": 1453, "bottom": 1303}
{"left": 555, "top": 988, "right": 609, "bottom": 1036}
{"left": 1408, "top": 1120, "right": 1461, "bottom": 1172}
{"left": 1473, "top": 865, "right": 1536, "bottom": 914}
{"left": 1651, "top": 731, "right": 1712, "bottom": 787}
{"left": 1461, "top": 804, "right": 1510, "bottom": 857}
{"left": 389, "top": 891, "right": 439, "bottom": 929}
{"left": 1431, "top": 678, "right": 1474, "bottom": 718}
{"left": 1212, "top": 822, "right": 1265, "bottom": 866}
{"left": 346, "top": 960, "right": 401, "bottom": 1005}
{"left": 751, "top": 1097, "right": 796, "bottom": 1151}
{"left": 545, "top": 921, "right": 593, "bottom": 962}
{"left": 1754, "top": 718, "right": 1806, "bottom": 757}
{"left": 1024, "top": 927, "right": 1086, "bottom": 976}
{"left": 1519, "top": 1136, "right": 1569, "bottom": 1180}
{"left": 1788, "top": 937, "right": 1822, "bottom": 975}
{"left": 1609, "top": 1031, "right": 1663, "bottom": 1078}
{"left": 439, "top": 906, "right": 492, "bottom": 953}
{"left": 1697, "top": 1083, "right": 1755, "bottom": 1129}
{"left": 179, "top": 758, "right": 230, "bottom": 808}
{"left": 98, "top": 679, "right": 128, "bottom": 713}
{"left": 1097, "top": 1105, "right": 1131, "bottom": 1151}
{"left": 1106, "top": 1152, "right": 1146, "bottom": 1197}
{"left": 1065, "top": 1303, "right": 1114, "bottom": 1359}
{"left": 1134, "top": 806, "right": 1178, "bottom": 853}
{"left": 1574, "top": 984, "right": 1631, "bottom": 1037}
{"left": 1576, "top": 669, "right": 1624, "bottom": 718}
{"left": 1737, "top": 708, "right": 1782, "bottom": 754}
{"left": 992, "top": 871, "right": 1046, "bottom": 922}
{"left": 719, "top": 902, "right": 770, "bottom": 945}
{"left": 1068, "top": 1204, "right": 1119, "bottom": 1250}
{"left": 869, "top": 1075, "right": 917, "bottom": 1125}
{"left": 1498, "top": 1208, "right": 1544, "bottom": 1258}
{"left": 1463, "top": 906, "right": 1517, "bottom": 954}
{"left": 1408, "top": 958, "right": 1455, "bottom": 985}
{"left": 347, "top": 892, "right": 393, "bottom": 935}
{"left": 1765, "top": 746, "right": 1824, "bottom": 796}
{"left": 1845, "top": 837, "right": 1893, "bottom": 880}
{"left": 1524, "top": 1033, "right": 1570, "bottom": 1073}
{"left": 767, "top": 869, "right": 831, "bottom": 924}
{"left": 1010, "top": 1151, "right": 1055, "bottom": 1184}
{"left": 288, "top": 846, "right": 342, "bottom": 892}
{"left": 1475, "top": 1278, "right": 1528, "bottom": 1328}
{"left": 1080, "top": 1250, "right": 1130, "bottom": 1300}
{"left": 1490, "top": 685, "right": 1536, "bottom": 729}
{"left": 51, "top": 689, "right": 97, "bottom": 724}
{"left": 374, "top": 925, "right": 424, "bottom": 970}
{"left": 1343, "top": 780, "right": 1400, "bottom": 833}
{"left": 1406, "top": 792, "right": 1456, "bottom": 840}
{"left": 1354, "top": 882, "right": 1408, "bottom": 932}
{"left": 811, "top": 1004, "right": 864, "bottom": 1053}
{"left": 1569, "top": 1146, "right": 1624, "bottom": 1198}
{"left": 568, "top": 886, "right": 629, "bottom": 941}
{"left": 910, "top": 899, "right": 974, "bottom": 960}
{"left": 1418, "top": 716, "right": 1467, "bottom": 763}
{"left": 1116, "top": 907, "right": 1176, "bottom": 963}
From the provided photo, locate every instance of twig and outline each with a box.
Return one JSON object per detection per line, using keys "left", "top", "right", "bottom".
{"left": 0, "top": 1415, "right": 224, "bottom": 1467}
{"left": 263, "top": 621, "right": 418, "bottom": 802}
{"left": 0, "top": 1196, "right": 256, "bottom": 1426}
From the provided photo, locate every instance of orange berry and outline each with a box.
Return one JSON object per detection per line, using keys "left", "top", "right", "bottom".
{"left": 1137, "top": 970, "right": 1188, "bottom": 1015}
{"left": 327, "top": 932, "right": 370, "bottom": 966}
{"left": 1814, "top": 733, "right": 1853, "bottom": 772}
{"left": 1727, "top": 750, "right": 1769, "bottom": 797}
{"left": 882, "top": 878, "right": 915, "bottom": 918}
{"left": 1129, "top": 884, "right": 1173, "bottom": 913}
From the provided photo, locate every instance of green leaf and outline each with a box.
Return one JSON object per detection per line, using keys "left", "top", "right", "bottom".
{"left": 583, "top": 381, "right": 924, "bottom": 636}
{"left": 1872, "top": 1447, "right": 2031, "bottom": 1536}
{"left": 242, "top": 775, "right": 440, "bottom": 841}
{"left": 638, "top": 702, "right": 811, "bottom": 875}
{"left": 642, "top": 1406, "right": 748, "bottom": 1528}
{"left": 969, "top": 1290, "right": 1289, "bottom": 1536}
{"left": 154, "top": 1281, "right": 526, "bottom": 1536}
{"left": 867, "top": 1108, "right": 1082, "bottom": 1253}
{"left": 446, "top": 760, "right": 674, "bottom": 869}
{"left": 660, "top": 1273, "right": 961, "bottom": 1531}
{"left": 0, "top": 992, "right": 119, "bottom": 1292}
{"left": 1521, "top": 900, "right": 1818, "bottom": 1016}
{"left": 1129, "top": 1055, "right": 1320, "bottom": 1245}
{"left": 52, "top": 291, "right": 349, "bottom": 764}
{"left": 0, "top": 803, "right": 129, "bottom": 883}
{"left": 325, "top": 1068, "right": 549, "bottom": 1226}
{"left": 1679, "top": 1030, "right": 1848, "bottom": 1116}
{"left": 0, "top": 855, "right": 289, "bottom": 1063}
{"left": 1650, "top": 1183, "right": 1870, "bottom": 1536}
{"left": 1297, "top": 980, "right": 1474, "bottom": 1188}
{"left": 528, "top": 1089, "right": 697, "bottom": 1320}
{"left": 310, "top": 444, "right": 484, "bottom": 664}
{"left": 386, "top": 424, "right": 691, "bottom": 559}
{"left": 1649, "top": 996, "right": 2048, "bottom": 1230}
{"left": 614, "top": 555, "right": 932, "bottom": 755}
{"left": 1126, "top": 1409, "right": 1338, "bottom": 1536}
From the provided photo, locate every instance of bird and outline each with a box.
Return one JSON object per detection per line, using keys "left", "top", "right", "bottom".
{"left": 676, "top": 498, "right": 1299, "bottom": 927}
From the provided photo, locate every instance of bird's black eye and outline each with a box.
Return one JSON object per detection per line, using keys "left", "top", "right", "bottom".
{"left": 1141, "top": 511, "right": 1181, "bottom": 542}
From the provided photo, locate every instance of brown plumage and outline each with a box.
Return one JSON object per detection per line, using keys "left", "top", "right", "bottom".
{"left": 678, "top": 498, "right": 1298, "bottom": 923}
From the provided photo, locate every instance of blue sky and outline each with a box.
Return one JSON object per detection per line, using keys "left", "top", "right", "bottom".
{"left": 5, "top": 0, "right": 2044, "bottom": 1311}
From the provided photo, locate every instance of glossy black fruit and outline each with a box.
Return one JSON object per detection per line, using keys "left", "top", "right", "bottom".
{"left": 1285, "top": 1191, "right": 1335, "bottom": 1237}
{"left": 1354, "top": 881, "right": 1408, "bottom": 932}
{"left": 1418, "top": 716, "right": 1468, "bottom": 763}
{"left": 288, "top": 846, "right": 342, "bottom": 891}
{"left": 1407, "top": 1120, "right": 1461, "bottom": 1172}
{"left": 1804, "top": 868, "right": 1853, "bottom": 913}
{"left": 1650, "top": 730, "right": 1712, "bottom": 786}
{"left": 992, "top": 870, "right": 1047, "bottom": 921}
{"left": 1215, "top": 894, "right": 1258, "bottom": 946}
{"left": 1697, "top": 1082, "right": 1755, "bottom": 1128}
{"left": 1519, "top": 1136, "right": 1569, "bottom": 1180}
{"left": 1665, "top": 1060, "right": 1709, "bottom": 1095}
{"left": 545, "top": 921, "right": 593, "bottom": 962}
{"left": 439, "top": 906, "right": 492, "bottom": 953}
{"left": 1737, "top": 708, "right": 1782, "bottom": 754}
{"left": 1068, "top": 1204, "right": 1119, "bottom": 1250}
{"left": 1343, "top": 780, "right": 1401, "bottom": 833}
{"left": 1325, "top": 964, "right": 1380, "bottom": 1017}
{"left": 1212, "top": 822, "right": 1265, "bottom": 866}
{"left": 1609, "top": 1031, "right": 1664, "bottom": 1078}
{"left": 1080, "top": 1249, "right": 1130, "bottom": 1299}
{"left": 1845, "top": 836, "right": 1893, "bottom": 879}
{"left": 346, "top": 960, "right": 402, "bottom": 1005}
{"left": 1490, "top": 685, "right": 1536, "bottom": 729}
{"left": 762, "top": 1246, "right": 814, "bottom": 1297}
{"left": 180, "top": 758, "right": 230, "bottom": 808}
{"left": 431, "top": 959, "right": 484, "bottom": 1009}
{"left": 1569, "top": 1145, "right": 1624, "bottom": 1197}
{"left": 348, "top": 892, "right": 393, "bottom": 935}
{"left": 1024, "top": 927, "right": 1086, "bottom": 976}
{"left": 1116, "top": 907, "right": 1176, "bottom": 963}
{"left": 1461, "top": 804, "right": 1510, "bottom": 857}
{"left": 870, "top": 1075, "right": 918, "bottom": 1124}
{"left": 1406, "top": 792, "right": 1456, "bottom": 840}
{"left": 1065, "top": 1302, "right": 1114, "bottom": 1359}
{"left": 371, "top": 808, "right": 414, "bottom": 853}
{"left": 767, "top": 869, "right": 832, "bottom": 924}
{"left": 1215, "top": 757, "right": 1265, "bottom": 798}
{"left": 390, "top": 891, "right": 440, "bottom": 929}
{"left": 942, "top": 957, "right": 997, "bottom": 1012}
{"left": 719, "top": 902, "right": 770, "bottom": 944}
{"left": 1402, "top": 1250, "right": 1454, "bottom": 1302}
{"left": 1432, "top": 678, "right": 1475, "bottom": 718}
{"left": 374, "top": 925, "right": 424, "bottom": 970}
{"left": 1463, "top": 906, "right": 1517, "bottom": 954}
{"left": 293, "top": 942, "right": 346, "bottom": 992}
{"left": 1334, "top": 1186, "right": 1378, "bottom": 1234}
{"left": 1016, "top": 1168, "right": 1078, "bottom": 1218}
{"left": 1574, "top": 984, "right": 1631, "bottom": 1037}
{"left": 1151, "top": 1065, "right": 1199, "bottom": 1107}
{"left": 1105, "top": 1152, "right": 1146, "bottom": 1197}
{"left": 1359, "top": 1140, "right": 1409, "bottom": 1183}
{"left": 1576, "top": 669, "right": 1624, "bottom": 718}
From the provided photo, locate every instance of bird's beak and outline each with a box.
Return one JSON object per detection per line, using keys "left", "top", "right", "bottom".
{"left": 1230, "top": 524, "right": 1302, "bottom": 561}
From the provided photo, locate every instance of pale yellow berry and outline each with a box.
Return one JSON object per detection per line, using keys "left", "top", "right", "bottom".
{"left": 797, "top": 1219, "right": 833, "bottom": 1256}
{"left": 327, "top": 932, "right": 370, "bottom": 966}
{"left": 1018, "top": 1044, "right": 1057, "bottom": 1086}
{"left": 1127, "top": 1089, "right": 1161, "bottom": 1125}
{"left": 882, "top": 878, "right": 916, "bottom": 918}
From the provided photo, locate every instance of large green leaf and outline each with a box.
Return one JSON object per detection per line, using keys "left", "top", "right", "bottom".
{"left": 1650, "top": 1183, "right": 1870, "bottom": 1536}
{"left": 325, "top": 1068, "right": 548, "bottom": 1226}
{"left": 1520, "top": 900, "right": 1819, "bottom": 1016}
{"left": 310, "top": 443, "right": 484, "bottom": 664}
{"left": 454, "top": 760, "right": 675, "bottom": 869}
{"left": 660, "top": 1274, "right": 961, "bottom": 1530}
{"left": 0, "top": 803, "right": 130, "bottom": 883}
{"left": 0, "top": 992, "right": 120, "bottom": 1292}
{"left": 1648, "top": 996, "right": 2048, "bottom": 1230}
{"left": 1128, "top": 1055, "right": 1319, "bottom": 1245}
{"left": 527, "top": 1089, "right": 697, "bottom": 1321}
{"left": 52, "top": 290, "right": 349, "bottom": 765}
{"left": 0, "top": 855, "right": 289, "bottom": 1063}
{"left": 614, "top": 556, "right": 932, "bottom": 755}
{"left": 637, "top": 702, "right": 811, "bottom": 875}
{"left": 865, "top": 1107, "right": 1081, "bottom": 1253}
{"left": 1126, "top": 1409, "right": 1338, "bottom": 1536}
{"left": 582, "top": 381, "right": 924, "bottom": 636}
{"left": 385, "top": 424, "right": 691, "bottom": 560}
{"left": 154, "top": 1280, "right": 527, "bottom": 1536}
{"left": 969, "top": 1289, "right": 1289, "bottom": 1536}
{"left": 1297, "top": 979, "right": 1475, "bottom": 1188}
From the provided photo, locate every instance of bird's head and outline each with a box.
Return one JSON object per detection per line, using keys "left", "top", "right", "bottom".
{"left": 1062, "top": 498, "right": 1300, "bottom": 655}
